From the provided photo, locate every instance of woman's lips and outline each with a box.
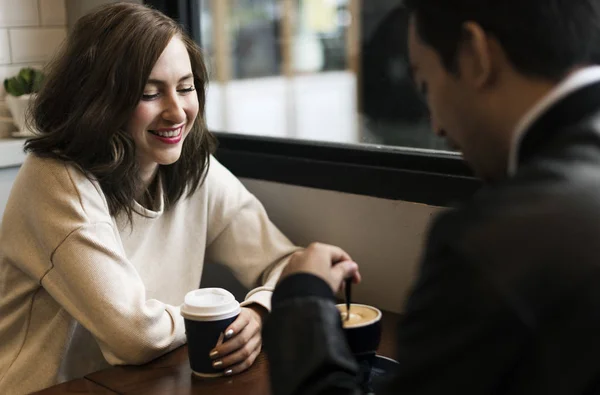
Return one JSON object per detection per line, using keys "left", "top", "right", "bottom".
{"left": 148, "top": 126, "right": 183, "bottom": 144}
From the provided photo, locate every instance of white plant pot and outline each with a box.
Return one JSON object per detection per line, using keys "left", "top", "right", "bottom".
{"left": 5, "top": 94, "right": 37, "bottom": 137}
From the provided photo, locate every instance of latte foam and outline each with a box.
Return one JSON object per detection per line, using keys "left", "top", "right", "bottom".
{"left": 336, "top": 304, "right": 381, "bottom": 328}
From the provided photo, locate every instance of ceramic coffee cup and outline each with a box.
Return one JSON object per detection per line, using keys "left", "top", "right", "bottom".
{"left": 181, "top": 288, "right": 240, "bottom": 378}
{"left": 336, "top": 303, "right": 382, "bottom": 392}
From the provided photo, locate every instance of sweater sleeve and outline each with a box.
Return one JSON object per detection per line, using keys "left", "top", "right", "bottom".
{"left": 204, "top": 157, "right": 301, "bottom": 311}
{"left": 44, "top": 222, "right": 186, "bottom": 366}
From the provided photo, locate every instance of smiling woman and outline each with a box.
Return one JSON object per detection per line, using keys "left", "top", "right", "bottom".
{"left": 24, "top": 3, "right": 215, "bottom": 222}
{"left": 0, "top": 3, "right": 308, "bottom": 394}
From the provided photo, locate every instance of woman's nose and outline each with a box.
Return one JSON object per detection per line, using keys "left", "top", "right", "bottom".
{"left": 162, "top": 94, "right": 186, "bottom": 124}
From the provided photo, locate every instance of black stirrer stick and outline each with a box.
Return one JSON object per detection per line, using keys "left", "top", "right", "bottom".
{"left": 344, "top": 278, "right": 352, "bottom": 321}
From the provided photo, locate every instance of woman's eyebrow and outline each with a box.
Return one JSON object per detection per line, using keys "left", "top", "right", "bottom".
{"left": 146, "top": 73, "right": 194, "bottom": 85}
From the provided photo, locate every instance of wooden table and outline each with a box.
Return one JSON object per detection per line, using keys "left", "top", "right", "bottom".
{"left": 37, "top": 311, "right": 400, "bottom": 394}
{"left": 31, "top": 379, "right": 117, "bottom": 394}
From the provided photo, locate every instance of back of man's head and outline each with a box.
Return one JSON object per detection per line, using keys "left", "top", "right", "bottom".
{"left": 404, "top": 0, "right": 600, "bottom": 81}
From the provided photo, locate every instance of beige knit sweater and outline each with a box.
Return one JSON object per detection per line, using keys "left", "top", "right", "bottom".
{"left": 0, "top": 154, "right": 298, "bottom": 394}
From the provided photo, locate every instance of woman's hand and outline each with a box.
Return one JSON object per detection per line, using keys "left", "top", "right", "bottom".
{"left": 209, "top": 304, "right": 267, "bottom": 375}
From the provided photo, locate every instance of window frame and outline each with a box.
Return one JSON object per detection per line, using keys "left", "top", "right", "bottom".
{"left": 145, "top": 0, "right": 481, "bottom": 207}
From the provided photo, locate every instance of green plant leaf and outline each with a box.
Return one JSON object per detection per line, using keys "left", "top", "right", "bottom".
{"left": 18, "top": 68, "right": 34, "bottom": 86}
{"left": 4, "top": 68, "right": 45, "bottom": 96}
{"left": 5, "top": 76, "right": 27, "bottom": 96}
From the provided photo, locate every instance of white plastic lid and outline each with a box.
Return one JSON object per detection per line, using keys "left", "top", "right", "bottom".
{"left": 180, "top": 288, "right": 240, "bottom": 321}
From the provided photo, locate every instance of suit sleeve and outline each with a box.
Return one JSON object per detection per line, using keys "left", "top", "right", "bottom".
{"left": 264, "top": 273, "right": 362, "bottom": 395}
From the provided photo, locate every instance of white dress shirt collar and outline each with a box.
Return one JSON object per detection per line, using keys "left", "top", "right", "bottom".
{"left": 507, "top": 66, "right": 600, "bottom": 177}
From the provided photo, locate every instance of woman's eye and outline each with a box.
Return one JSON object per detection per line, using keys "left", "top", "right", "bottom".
{"left": 141, "top": 93, "right": 159, "bottom": 101}
{"left": 178, "top": 86, "right": 196, "bottom": 94}
{"left": 141, "top": 86, "right": 194, "bottom": 100}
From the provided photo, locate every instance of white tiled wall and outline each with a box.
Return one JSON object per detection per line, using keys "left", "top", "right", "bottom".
{"left": 0, "top": 29, "right": 10, "bottom": 64}
{"left": 8, "top": 27, "right": 66, "bottom": 63}
{"left": 40, "top": 0, "right": 68, "bottom": 26}
{"left": 0, "top": 0, "right": 67, "bottom": 137}
{"left": 0, "top": 0, "right": 39, "bottom": 27}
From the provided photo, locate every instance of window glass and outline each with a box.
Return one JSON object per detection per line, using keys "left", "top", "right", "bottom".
{"left": 197, "top": 0, "right": 452, "bottom": 152}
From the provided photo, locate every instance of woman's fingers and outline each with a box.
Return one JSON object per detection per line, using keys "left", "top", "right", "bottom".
{"left": 210, "top": 308, "right": 262, "bottom": 360}
{"left": 212, "top": 329, "right": 262, "bottom": 371}
{"left": 210, "top": 312, "right": 251, "bottom": 357}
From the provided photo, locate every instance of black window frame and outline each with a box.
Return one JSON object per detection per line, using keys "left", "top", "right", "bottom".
{"left": 145, "top": 0, "right": 481, "bottom": 207}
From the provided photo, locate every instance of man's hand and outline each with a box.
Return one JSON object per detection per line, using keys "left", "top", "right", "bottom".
{"left": 279, "top": 242, "right": 361, "bottom": 293}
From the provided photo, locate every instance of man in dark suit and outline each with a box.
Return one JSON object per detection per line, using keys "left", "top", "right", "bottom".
{"left": 262, "top": 0, "right": 600, "bottom": 394}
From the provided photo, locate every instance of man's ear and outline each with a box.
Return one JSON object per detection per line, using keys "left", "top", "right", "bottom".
{"left": 457, "top": 21, "right": 497, "bottom": 89}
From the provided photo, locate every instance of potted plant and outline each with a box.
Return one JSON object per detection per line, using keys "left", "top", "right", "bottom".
{"left": 2, "top": 67, "right": 45, "bottom": 137}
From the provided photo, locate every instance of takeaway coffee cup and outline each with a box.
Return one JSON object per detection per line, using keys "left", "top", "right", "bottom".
{"left": 336, "top": 303, "right": 383, "bottom": 392}
{"left": 181, "top": 288, "right": 241, "bottom": 378}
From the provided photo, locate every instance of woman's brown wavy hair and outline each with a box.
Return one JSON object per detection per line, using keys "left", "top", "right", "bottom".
{"left": 25, "top": 3, "right": 216, "bottom": 222}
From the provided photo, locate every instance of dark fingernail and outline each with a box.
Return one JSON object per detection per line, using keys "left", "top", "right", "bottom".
{"left": 225, "top": 329, "right": 234, "bottom": 339}
{"left": 213, "top": 360, "right": 223, "bottom": 368}
{"left": 209, "top": 350, "right": 219, "bottom": 358}
{"left": 224, "top": 369, "right": 233, "bottom": 376}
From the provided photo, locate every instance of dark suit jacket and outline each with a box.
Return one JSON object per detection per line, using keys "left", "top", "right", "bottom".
{"left": 263, "top": 82, "right": 600, "bottom": 395}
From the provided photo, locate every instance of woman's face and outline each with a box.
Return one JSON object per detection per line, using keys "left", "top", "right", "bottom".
{"left": 127, "top": 36, "right": 199, "bottom": 177}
